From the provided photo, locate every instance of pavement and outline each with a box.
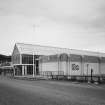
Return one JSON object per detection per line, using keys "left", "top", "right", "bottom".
{"left": 0, "top": 77, "right": 105, "bottom": 105}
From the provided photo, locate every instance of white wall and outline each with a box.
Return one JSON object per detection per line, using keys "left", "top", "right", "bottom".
{"left": 41, "top": 61, "right": 68, "bottom": 75}
{"left": 100, "top": 63, "right": 105, "bottom": 75}
{"left": 60, "top": 61, "right": 67, "bottom": 75}
{"left": 40, "top": 61, "right": 101, "bottom": 76}
{"left": 83, "top": 63, "right": 99, "bottom": 76}
{"left": 41, "top": 62, "right": 58, "bottom": 74}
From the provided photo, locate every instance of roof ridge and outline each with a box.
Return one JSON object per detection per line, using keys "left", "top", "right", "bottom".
{"left": 15, "top": 42, "right": 105, "bottom": 56}
{"left": 16, "top": 42, "right": 71, "bottom": 51}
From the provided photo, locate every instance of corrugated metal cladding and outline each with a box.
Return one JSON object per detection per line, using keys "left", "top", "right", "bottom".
{"left": 60, "top": 54, "right": 68, "bottom": 61}
{"left": 40, "top": 54, "right": 105, "bottom": 63}
{"left": 41, "top": 55, "right": 58, "bottom": 62}
{"left": 70, "top": 54, "right": 81, "bottom": 62}
{"left": 100, "top": 57, "right": 105, "bottom": 63}
{"left": 83, "top": 56, "right": 99, "bottom": 63}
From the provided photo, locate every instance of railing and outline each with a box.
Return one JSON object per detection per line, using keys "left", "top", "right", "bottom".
{"left": 39, "top": 71, "right": 65, "bottom": 80}
{"left": 39, "top": 71, "right": 105, "bottom": 82}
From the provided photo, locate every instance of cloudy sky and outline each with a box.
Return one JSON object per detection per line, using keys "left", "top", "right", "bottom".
{"left": 0, "top": 0, "right": 105, "bottom": 55}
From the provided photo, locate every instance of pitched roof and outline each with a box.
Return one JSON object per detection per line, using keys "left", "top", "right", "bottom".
{"left": 15, "top": 43, "right": 105, "bottom": 57}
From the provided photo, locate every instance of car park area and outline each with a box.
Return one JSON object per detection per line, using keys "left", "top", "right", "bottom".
{"left": 0, "top": 77, "right": 105, "bottom": 105}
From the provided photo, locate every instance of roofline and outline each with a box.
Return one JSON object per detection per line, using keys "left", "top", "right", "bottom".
{"left": 15, "top": 42, "right": 105, "bottom": 55}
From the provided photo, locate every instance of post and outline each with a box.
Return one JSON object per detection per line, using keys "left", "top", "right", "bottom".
{"left": 25, "top": 66, "right": 27, "bottom": 75}
{"left": 22, "top": 66, "right": 24, "bottom": 76}
{"left": 13, "top": 66, "right": 15, "bottom": 76}
{"left": 20, "top": 54, "right": 22, "bottom": 64}
{"left": 68, "top": 54, "right": 71, "bottom": 79}
{"left": 69, "top": 54, "right": 71, "bottom": 78}
{"left": 67, "top": 54, "right": 69, "bottom": 78}
{"left": 39, "top": 56, "right": 42, "bottom": 76}
{"left": 33, "top": 52, "right": 35, "bottom": 77}
{"left": 98, "top": 57, "right": 101, "bottom": 83}
{"left": 87, "top": 64, "right": 89, "bottom": 81}
{"left": 91, "top": 68, "right": 93, "bottom": 82}
{"left": 81, "top": 55, "right": 84, "bottom": 81}
{"left": 58, "top": 54, "right": 60, "bottom": 76}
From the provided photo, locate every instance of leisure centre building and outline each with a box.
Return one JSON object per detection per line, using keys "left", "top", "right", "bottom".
{"left": 12, "top": 43, "right": 105, "bottom": 81}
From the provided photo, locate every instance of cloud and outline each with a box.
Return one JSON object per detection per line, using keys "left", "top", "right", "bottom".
{"left": 1, "top": 0, "right": 105, "bottom": 31}
{"left": 37, "top": 0, "right": 105, "bottom": 32}
{"left": 0, "top": 0, "right": 105, "bottom": 54}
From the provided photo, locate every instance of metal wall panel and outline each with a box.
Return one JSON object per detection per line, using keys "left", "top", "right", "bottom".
{"left": 12, "top": 54, "right": 20, "bottom": 64}
{"left": 83, "top": 56, "right": 99, "bottom": 63}
{"left": 100, "top": 63, "right": 105, "bottom": 75}
{"left": 12, "top": 44, "right": 20, "bottom": 64}
{"left": 60, "top": 54, "right": 68, "bottom": 61}
{"left": 100, "top": 57, "right": 105, "bottom": 63}
{"left": 60, "top": 61, "right": 68, "bottom": 75}
{"left": 70, "top": 54, "right": 81, "bottom": 62}
{"left": 41, "top": 62, "right": 58, "bottom": 72}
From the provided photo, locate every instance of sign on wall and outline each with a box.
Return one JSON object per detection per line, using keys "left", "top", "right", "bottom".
{"left": 72, "top": 64, "right": 79, "bottom": 71}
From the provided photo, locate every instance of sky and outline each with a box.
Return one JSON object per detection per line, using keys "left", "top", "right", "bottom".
{"left": 0, "top": 0, "right": 105, "bottom": 55}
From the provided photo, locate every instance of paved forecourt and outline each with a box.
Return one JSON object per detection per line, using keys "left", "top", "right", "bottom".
{"left": 0, "top": 77, "right": 105, "bottom": 105}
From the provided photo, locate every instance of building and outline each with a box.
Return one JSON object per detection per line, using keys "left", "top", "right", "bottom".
{"left": 12, "top": 43, "right": 105, "bottom": 81}
{"left": 0, "top": 55, "right": 12, "bottom": 76}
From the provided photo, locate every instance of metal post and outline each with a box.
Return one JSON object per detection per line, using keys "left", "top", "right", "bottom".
{"left": 68, "top": 54, "right": 71, "bottom": 79}
{"left": 91, "top": 68, "right": 93, "bottom": 82}
{"left": 22, "top": 66, "right": 24, "bottom": 76}
{"left": 33, "top": 52, "right": 35, "bottom": 77}
{"left": 69, "top": 54, "right": 71, "bottom": 78}
{"left": 58, "top": 54, "right": 59, "bottom": 76}
{"left": 87, "top": 64, "right": 89, "bottom": 81}
{"left": 98, "top": 57, "right": 101, "bottom": 83}
{"left": 20, "top": 54, "right": 22, "bottom": 64}
{"left": 67, "top": 54, "right": 69, "bottom": 78}
{"left": 81, "top": 55, "right": 84, "bottom": 81}
{"left": 98, "top": 57, "right": 101, "bottom": 78}
{"left": 13, "top": 66, "right": 15, "bottom": 76}
{"left": 35, "top": 59, "right": 36, "bottom": 75}
{"left": 39, "top": 56, "right": 42, "bottom": 76}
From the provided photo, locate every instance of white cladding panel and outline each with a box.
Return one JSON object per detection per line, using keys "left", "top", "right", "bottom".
{"left": 60, "top": 61, "right": 67, "bottom": 75}
{"left": 84, "top": 63, "right": 99, "bottom": 75}
{"left": 41, "top": 62, "right": 58, "bottom": 72}
{"left": 100, "top": 63, "right": 105, "bottom": 74}
{"left": 70, "top": 62, "right": 81, "bottom": 75}
{"left": 40, "top": 60, "right": 105, "bottom": 76}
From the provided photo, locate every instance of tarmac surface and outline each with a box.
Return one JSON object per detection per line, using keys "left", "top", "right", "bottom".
{"left": 0, "top": 77, "right": 105, "bottom": 105}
